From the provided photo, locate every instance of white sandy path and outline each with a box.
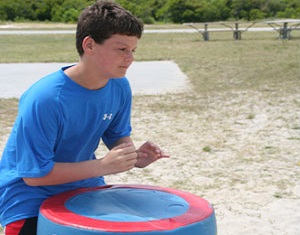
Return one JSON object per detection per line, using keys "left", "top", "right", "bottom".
{"left": 104, "top": 89, "right": 300, "bottom": 235}
{"left": 0, "top": 71, "right": 300, "bottom": 235}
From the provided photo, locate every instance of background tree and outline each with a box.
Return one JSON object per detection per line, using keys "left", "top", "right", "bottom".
{"left": 51, "top": 0, "right": 94, "bottom": 22}
{"left": 0, "top": 0, "right": 299, "bottom": 23}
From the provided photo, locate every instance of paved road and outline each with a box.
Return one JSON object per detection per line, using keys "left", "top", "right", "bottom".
{"left": 0, "top": 61, "right": 188, "bottom": 98}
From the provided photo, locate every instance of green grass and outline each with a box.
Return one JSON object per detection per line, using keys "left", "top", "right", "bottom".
{"left": 0, "top": 34, "right": 78, "bottom": 62}
{"left": 1, "top": 29, "right": 299, "bottom": 90}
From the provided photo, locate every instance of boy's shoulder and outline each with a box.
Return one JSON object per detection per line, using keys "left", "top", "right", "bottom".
{"left": 111, "top": 77, "right": 131, "bottom": 91}
{"left": 20, "top": 68, "right": 66, "bottom": 105}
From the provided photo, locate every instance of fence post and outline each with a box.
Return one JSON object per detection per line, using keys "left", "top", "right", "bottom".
{"left": 233, "top": 23, "right": 241, "bottom": 40}
{"left": 279, "top": 22, "right": 290, "bottom": 39}
{"left": 203, "top": 23, "right": 209, "bottom": 41}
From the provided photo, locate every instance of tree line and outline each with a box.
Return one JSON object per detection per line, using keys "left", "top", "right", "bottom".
{"left": 0, "top": 0, "right": 299, "bottom": 24}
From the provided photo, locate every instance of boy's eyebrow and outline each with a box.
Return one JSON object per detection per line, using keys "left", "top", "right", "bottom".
{"left": 114, "top": 41, "right": 137, "bottom": 49}
{"left": 115, "top": 42, "right": 127, "bottom": 46}
{"left": 115, "top": 41, "right": 130, "bottom": 47}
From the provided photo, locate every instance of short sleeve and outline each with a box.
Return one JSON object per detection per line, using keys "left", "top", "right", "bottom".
{"left": 101, "top": 78, "right": 132, "bottom": 148}
{"left": 15, "top": 92, "right": 59, "bottom": 177}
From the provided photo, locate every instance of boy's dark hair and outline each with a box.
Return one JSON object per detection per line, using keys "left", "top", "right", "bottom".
{"left": 76, "top": 0, "right": 144, "bottom": 56}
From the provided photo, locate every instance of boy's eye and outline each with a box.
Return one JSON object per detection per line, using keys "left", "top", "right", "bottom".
{"left": 118, "top": 48, "right": 136, "bottom": 53}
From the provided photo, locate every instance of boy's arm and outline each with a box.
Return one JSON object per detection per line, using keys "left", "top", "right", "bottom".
{"left": 23, "top": 141, "right": 137, "bottom": 186}
{"left": 23, "top": 137, "right": 169, "bottom": 186}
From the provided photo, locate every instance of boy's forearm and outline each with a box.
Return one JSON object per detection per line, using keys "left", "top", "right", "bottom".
{"left": 23, "top": 159, "right": 103, "bottom": 186}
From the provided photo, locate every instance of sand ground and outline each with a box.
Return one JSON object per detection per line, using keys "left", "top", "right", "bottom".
{"left": 0, "top": 83, "right": 299, "bottom": 235}
{"left": 104, "top": 89, "right": 300, "bottom": 235}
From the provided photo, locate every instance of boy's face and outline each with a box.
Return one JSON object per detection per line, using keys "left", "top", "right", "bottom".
{"left": 92, "top": 34, "right": 139, "bottom": 79}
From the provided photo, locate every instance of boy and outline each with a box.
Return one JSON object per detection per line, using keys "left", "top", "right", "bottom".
{"left": 0, "top": 1, "right": 169, "bottom": 234}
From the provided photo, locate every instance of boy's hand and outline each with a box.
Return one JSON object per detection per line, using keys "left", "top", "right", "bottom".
{"left": 135, "top": 141, "right": 169, "bottom": 168}
{"left": 99, "top": 142, "right": 137, "bottom": 175}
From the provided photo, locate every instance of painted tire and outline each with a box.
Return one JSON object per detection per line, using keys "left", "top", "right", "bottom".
{"left": 37, "top": 184, "right": 217, "bottom": 235}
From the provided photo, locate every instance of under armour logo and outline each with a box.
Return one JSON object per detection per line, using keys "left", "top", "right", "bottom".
{"left": 103, "top": 113, "right": 113, "bottom": 120}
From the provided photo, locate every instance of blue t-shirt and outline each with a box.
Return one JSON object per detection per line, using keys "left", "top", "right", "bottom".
{"left": 0, "top": 66, "right": 132, "bottom": 226}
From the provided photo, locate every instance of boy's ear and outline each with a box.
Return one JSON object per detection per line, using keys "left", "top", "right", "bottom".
{"left": 82, "top": 36, "right": 95, "bottom": 54}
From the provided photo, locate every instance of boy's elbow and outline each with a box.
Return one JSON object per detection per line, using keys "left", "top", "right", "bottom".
{"left": 23, "top": 177, "right": 43, "bottom": 186}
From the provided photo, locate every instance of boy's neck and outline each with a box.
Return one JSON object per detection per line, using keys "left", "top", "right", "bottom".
{"left": 64, "top": 62, "right": 109, "bottom": 90}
